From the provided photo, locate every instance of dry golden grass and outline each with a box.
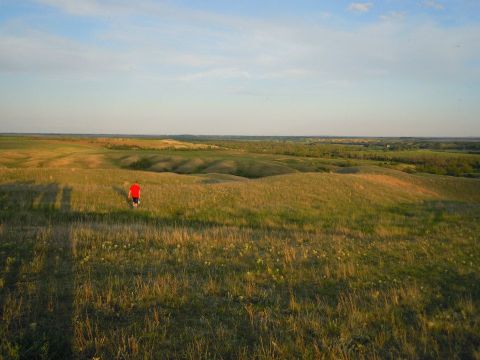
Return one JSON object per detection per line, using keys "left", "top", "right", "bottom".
{"left": 92, "top": 137, "right": 217, "bottom": 150}
{"left": 0, "top": 137, "right": 479, "bottom": 359}
{"left": 355, "top": 174, "right": 439, "bottom": 197}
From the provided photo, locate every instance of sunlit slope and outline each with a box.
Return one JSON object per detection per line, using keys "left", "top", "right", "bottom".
{"left": 0, "top": 137, "right": 216, "bottom": 170}
{"left": 1, "top": 160, "right": 479, "bottom": 358}
{"left": 1, "top": 167, "right": 478, "bottom": 230}
{"left": 0, "top": 137, "right": 309, "bottom": 177}
{"left": 0, "top": 137, "right": 366, "bottom": 177}
{"left": 90, "top": 137, "right": 217, "bottom": 150}
{"left": 0, "top": 137, "right": 112, "bottom": 169}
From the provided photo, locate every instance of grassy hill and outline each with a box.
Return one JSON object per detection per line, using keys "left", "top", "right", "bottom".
{"left": 0, "top": 136, "right": 479, "bottom": 359}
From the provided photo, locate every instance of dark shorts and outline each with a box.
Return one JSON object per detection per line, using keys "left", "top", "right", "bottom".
{"left": 132, "top": 197, "right": 139, "bottom": 204}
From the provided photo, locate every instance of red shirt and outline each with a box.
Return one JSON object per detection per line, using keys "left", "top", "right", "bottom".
{"left": 130, "top": 183, "right": 140, "bottom": 198}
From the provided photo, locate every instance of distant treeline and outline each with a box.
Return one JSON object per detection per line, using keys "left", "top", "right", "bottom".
{"left": 362, "top": 141, "right": 480, "bottom": 152}
{"left": 208, "top": 140, "right": 480, "bottom": 177}
{"left": 178, "top": 136, "right": 480, "bottom": 151}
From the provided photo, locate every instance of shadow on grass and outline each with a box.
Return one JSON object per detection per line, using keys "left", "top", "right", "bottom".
{"left": 112, "top": 185, "right": 131, "bottom": 207}
{"left": 386, "top": 200, "right": 480, "bottom": 236}
{"left": 0, "top": 183, "right": 74, "bottom": 359}
{"left": 0, "top": 190, "right": 312, "bottom": 236}
{"left": 1, "top": 184, "right": 479, "bottom": 358}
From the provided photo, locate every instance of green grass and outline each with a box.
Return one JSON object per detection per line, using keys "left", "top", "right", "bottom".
{"left": 4, "top": 135, "right": 479, "bottom": 178}
{"left": 204, "top": 139, "right": 480, "bottom": 177}
{"left": 0, "top": 136, "right": 480, "bottom": 359}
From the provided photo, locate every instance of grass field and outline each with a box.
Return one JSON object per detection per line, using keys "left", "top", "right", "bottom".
{"left": 0, "top": 136, "right": 479, "bottom": 359}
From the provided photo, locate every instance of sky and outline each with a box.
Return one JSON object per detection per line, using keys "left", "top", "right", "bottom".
{"left": 0, "top": 0, "right": 479, "bottom": 136}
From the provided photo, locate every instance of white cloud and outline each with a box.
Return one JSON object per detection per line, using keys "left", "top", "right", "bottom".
{"left": 0, "top": 0, "right": 477, "bottom": 137}
{"left": 422, "top": 0, "right": 444, "bottom": 10}
{"left": 35, "top": 0, "right": 134, "bottom": 16}
{"left": 1, "top": 0, "right": 479, "bottom": 86}
{"left": 348, "top": 2, "right": 373, "bottom": 13}
{"left": 0, "top": 30, "right": 131, "bottom": 75}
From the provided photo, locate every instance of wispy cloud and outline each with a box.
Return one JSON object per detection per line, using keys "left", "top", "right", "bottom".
{"left": 422, "top": 0, "right": 444, "bottom": 10}
{"left": 348, "top": 2, "right": 373, "bottom": 13}
{"left": 0, "top": 29, "right": 131, "bottom": 74}
{"left": 35, "top": 0, "right": 140, "bottom": 16}
{"left": 1, "top": 0, "right": 479, "bottom": 135}
{"left": 380, "top": 11, "right": 406, "bottom": 22}
{"left": 1, "top": 0, "right": 479, "bottom": 86}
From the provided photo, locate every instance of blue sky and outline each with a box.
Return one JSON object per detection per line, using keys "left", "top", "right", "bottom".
{"left": 0, "top": 0, "right": 479, "bottom": 136}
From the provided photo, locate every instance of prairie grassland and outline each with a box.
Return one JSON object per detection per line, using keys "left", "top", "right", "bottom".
{"left": 81, "top": 137, "right": 218, "bottom": 151}
{"left": 0, "top": 136, "right": 401, "bottom": 178}
{"left": 0, "top": 138, "right": 480, "bottom": 359}
{"left": 0, "top": 137, "right": 112, "bottom": 170}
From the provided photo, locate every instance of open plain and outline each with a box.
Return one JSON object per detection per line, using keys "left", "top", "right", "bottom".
{"left": 0, "top": 136, "right": 479, "bottom": 359}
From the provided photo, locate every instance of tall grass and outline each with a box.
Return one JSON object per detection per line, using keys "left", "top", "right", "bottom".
{"left": 0, "top": 141, "right": 479, "bottom": 358}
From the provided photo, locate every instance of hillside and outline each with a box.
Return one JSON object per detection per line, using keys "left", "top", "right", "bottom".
{"left": 0, "top": 137, "right": 479, "bottom": 359}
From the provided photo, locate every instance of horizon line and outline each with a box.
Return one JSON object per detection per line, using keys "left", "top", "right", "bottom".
{"left": 1, "top": 132, "right": 480, "bottom": 140}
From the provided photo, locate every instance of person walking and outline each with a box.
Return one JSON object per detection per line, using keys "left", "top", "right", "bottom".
{"left": 128, "top": 181, "right": 141, "bottom": 208}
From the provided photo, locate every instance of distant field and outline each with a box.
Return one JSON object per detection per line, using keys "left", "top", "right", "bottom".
{"left": 0, "top": 136, "right": 479, "bottom": 359}
{"left": 82, "top": 137, "right": 218, "bottom": 151}
{"left": 2, "top": 136, "right": 479, "bottom": 178}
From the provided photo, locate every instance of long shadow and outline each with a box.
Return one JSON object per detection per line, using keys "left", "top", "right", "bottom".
{"left": 1, "top": 201, "right": 317, "bottom": 237}
{"left": 3, "top": 187, "right": 480, "bottom": 240}
{"left": 0, "top": 183, "right": 59, "bottom": 314}
{"left": 1, "top": 183, "right": 479, "bottom": 357}
{"left": 0, "top": 183, "right": 74, "bottom": 359}
{"left": 112, "top": 185, "right": 131, "bottom": 207}
{"left": 1, "top": 183, "right": 320, "bottom": 234}
{"left": 32, "top": 186, "right": 73, "bottom": 358}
